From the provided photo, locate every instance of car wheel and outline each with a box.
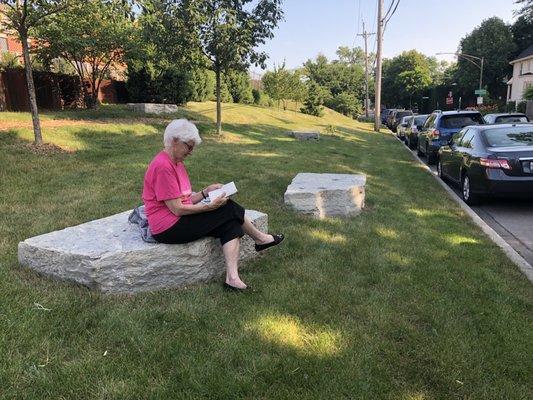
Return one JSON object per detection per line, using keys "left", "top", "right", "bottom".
{"left": 461, "top": 173, "right": 480, "bottom": 205}
{"left": 426, "top": 145, "right": 437, "bottom": 165}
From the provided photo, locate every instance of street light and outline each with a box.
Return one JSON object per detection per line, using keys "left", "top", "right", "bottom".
{"left": 436, "top": 52, "right": 484, "bottom": 91}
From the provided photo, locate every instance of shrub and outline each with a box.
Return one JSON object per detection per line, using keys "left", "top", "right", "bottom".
{"left": 0, "top": 52, "right": 21, "bottom": 71}
{"left": 505, "top": 101, "right": 516, "bottom": 112}
{"left": 126, "top": 67, "right": 191, "bottom": 105}
{"left": 252, "top": 89, "right": 274, "bottom": 107}
{"left": 301, "top": 81, "right": 325, "bottom": 117}
{"left": 224, "top": 71, "right": 253, "bottom": 104}
{"left": 189, "top": 69, "right": 215, "bottom": 102}
{"left": 517, "top": 101, "right": 527, "bottom": 114}
{"left": 326, "top": 92, "right": 362, "bottom": 118}
{"left": 523, "top": 85, "right": 533, "bottom": 100}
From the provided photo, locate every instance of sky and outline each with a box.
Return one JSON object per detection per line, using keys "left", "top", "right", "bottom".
{"left": 252, "top": 0, "right": 518, "bottom": 74}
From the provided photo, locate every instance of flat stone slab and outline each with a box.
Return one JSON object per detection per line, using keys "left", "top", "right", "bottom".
{"left": 284, "top": 173, "right": 366, "bottom": 218}
{"left": 18, "top": 210, "right": 267, "bottom": 294}
{"left": 286, "top": 131, "right": 320, "bottom": 140}
{"left": 128, "top": 103, "right": 178, "bottom": 114}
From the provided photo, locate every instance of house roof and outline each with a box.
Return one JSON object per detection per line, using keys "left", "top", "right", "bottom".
{"left": 510, "top": 44, "right": 533, "bottom": 64}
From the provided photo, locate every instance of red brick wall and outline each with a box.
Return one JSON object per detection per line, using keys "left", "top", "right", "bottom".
{"left": 6, "top": 35, "right": 22, "bottom": 53}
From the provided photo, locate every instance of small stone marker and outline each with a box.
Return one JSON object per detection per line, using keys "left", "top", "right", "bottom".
{"left": 284, "top": 173, "right": 366, "bottom": 218}
{"left": 286, "top": 131, "right": 320, "bottom": 140}
{"left": 128, "top": 103, "right": 179, "bottom": 115}
{"left": 18, "top": 210, "right": 267, "bottom": 294}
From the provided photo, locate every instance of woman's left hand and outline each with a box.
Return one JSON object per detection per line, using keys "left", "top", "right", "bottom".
{"left": 205, "top": 183, "right": 223, "bottom": 193}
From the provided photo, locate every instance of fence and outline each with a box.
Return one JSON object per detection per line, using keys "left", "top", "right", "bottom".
{"left": 0, "top": 68, "right": 128, "bottom": 112}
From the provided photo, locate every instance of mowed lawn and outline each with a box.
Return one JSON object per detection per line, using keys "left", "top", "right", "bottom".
{"left": 0, "top": 102, "right": 531, "bottom": 399}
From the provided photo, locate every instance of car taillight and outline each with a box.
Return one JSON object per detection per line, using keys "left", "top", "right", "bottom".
{"left": 430, "top": 129, "right": 440, "bottom": 139}
{"left": 480, "top": 158, "right": 512, "bottom": 170}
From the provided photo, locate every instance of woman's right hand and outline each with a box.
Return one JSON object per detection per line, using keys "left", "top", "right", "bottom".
{"left": 206, "top": 193, "right": 227, "bottom": 210}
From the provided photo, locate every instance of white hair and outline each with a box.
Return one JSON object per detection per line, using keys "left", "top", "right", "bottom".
{"left": 163, "top": 119, "right": 202, "bottom": 147}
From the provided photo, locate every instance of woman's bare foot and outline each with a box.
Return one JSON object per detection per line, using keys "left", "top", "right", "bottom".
{"left": 255, "top": 234, "right": 274, "bottom": 245}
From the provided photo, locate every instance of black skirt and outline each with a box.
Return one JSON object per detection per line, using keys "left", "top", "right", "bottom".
{"left": 153, "top": 199, "right": 245, "bottom": 246}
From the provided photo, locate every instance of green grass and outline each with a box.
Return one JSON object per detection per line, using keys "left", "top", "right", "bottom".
{"left": 0, "top": 102, "right": 532, "bottom": 399}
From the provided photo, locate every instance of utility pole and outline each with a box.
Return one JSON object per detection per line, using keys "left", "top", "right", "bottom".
{"left": 357, "top": 22, "right": 375, "bottom": 118}
{"left": 374, "top": 0, "right": 384, "bottom": 132}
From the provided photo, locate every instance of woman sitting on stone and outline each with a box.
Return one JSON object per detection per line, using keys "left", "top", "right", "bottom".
{"left": 142, "top": 119, "right": 284, "bottom": 291}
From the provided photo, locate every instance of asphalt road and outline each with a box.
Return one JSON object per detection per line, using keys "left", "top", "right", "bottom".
{"left": 401, "top": 138, "right": 533, "bottom": 266}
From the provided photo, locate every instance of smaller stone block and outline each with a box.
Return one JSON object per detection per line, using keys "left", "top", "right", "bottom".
{"left": 130, "top": 103, "right": 178, "bottom": 115}
{"left": 284, "top": 173, "right": 366, "bottom": 218}
{"left": 286, "top": 131, "right": 320, "bottom": 140}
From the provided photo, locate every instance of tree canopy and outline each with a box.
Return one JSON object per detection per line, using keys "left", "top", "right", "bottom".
{"left": 0, "top": 0, "right": 71, "bottom": 144}
{"left": 455, "top": 17, "right": 515, "bottom": 98}
{"left": 381, "top": 50, "right": 435, "bottom": 108}
{"left": 36, "top": 0, "right": 135, "bottom": 108}
{"left": 184, "top": 0, "right": 284, "bottom": 133}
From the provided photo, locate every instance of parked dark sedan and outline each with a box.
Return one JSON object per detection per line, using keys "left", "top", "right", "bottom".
{"left": 483, "top": 113, "right": 529, "bottom": 124}
{"left": 438, "top": 124, "right": 533, "bottom": 204}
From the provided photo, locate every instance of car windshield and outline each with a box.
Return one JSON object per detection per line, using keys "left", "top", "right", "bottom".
{"left": 414, "top": 116, "right": 428, "bottom": 125}
{"left": 483, "top": 126, "right": 533, "bottom": 147}
{"left": 397, "top": 112, "right": 412, "bottom": 119}
{"left": 440, "top": 114, "right": 483, "bottom": 129}
{"left": 495, "top": 115, "right": 528, "bottom": 123}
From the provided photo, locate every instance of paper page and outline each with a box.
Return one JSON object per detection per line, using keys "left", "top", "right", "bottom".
{"left": 208, "top": 181, "right": 238, "bottom": 201}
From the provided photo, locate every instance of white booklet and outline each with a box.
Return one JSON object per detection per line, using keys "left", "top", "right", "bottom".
{"left": 208, "top": 181, "right": 238, "bottom": 202}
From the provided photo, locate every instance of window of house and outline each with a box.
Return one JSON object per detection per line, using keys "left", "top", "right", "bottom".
{"left": 0, "top": 37, "right": 8, "bottom": 52}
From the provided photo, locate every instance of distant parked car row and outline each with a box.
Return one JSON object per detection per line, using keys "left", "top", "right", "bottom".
{"left": 388, "top": 109, "right": 533, "bottom": 204}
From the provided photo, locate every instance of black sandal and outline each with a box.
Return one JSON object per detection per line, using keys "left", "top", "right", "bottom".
{"left": 255, "top": 233, "right": 285, "bottom": 252}
{"left": 223, "top": 282, "right": 251, "bottom": 292}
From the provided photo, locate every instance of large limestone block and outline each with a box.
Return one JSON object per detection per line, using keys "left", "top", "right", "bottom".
{"left": 18, "top": 210, "right": 267, "bottom": 294}
{"left": 131, "top": 103, "right": 178, "bottom": 115}
{"left": 284, "top": 173, "right": 365, "bottom": 218}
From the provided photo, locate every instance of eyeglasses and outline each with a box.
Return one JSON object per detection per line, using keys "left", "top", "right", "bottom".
{"left": 180, "top": 140, "right": 194, "bottom": 152}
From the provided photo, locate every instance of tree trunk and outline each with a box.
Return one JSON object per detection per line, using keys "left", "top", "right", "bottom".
{"left": 215, "top": 67, "right": 222, "bottom": 134}
{"left": 21, "top": 30, "right": 42, "bottom": 145}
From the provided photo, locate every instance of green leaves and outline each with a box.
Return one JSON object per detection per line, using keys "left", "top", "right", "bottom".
{"left": 382, "top": 50, "right": 436, "bottom": 108}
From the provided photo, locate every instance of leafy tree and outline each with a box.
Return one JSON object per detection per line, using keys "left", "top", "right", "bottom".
{"left": 336, "top": 46, "right": 374, "bottom": 69}
{"left": 224, "top": 70, "right": 254, "bottom": 104}
{"left": 327, "top": 92, "right": 361, "bottom": 118}
{"left": 0, "top": 0, "right": 70, "bottom": 144}
{"left": 524, "top": 85, "right": 533, "bottom": 100}
{"left": 514, "top": 0, "right": 533, "bottom": 21}
{"left": 511, "top": 16, "right": 533, "bottom": 56}
{"left": 262, "top": 62, "right": 291, "bottom": 109}
{"left": 186, "top": 0, "right": 284, "bottom": 134}
{"left": 455, "top": 17, "right": 515, "bottom": 100}
{"left": 189, "top": 69, "right": 216, "bottom": 102}
{"left": 35, "top": 0, "right": 135, "bottom": 108}
{"left": 382, "top": 50, "right": 434, "bottom": 108}
{"left": 301, "top": 81, "right": 325, "bottom": 117}
{"left": 303, "top": 52, "right": 366, "bottom": 109}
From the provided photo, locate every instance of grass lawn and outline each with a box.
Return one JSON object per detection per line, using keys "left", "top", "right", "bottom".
{"left": 0, "top": 102, "right": 532, "bottom": 399}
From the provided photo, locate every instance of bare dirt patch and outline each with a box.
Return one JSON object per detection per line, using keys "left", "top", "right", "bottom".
{"left": 7, "top": 141, "right": 75, "bottom": 155}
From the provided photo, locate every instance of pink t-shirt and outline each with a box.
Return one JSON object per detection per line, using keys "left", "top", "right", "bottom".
{"left": 142, "top": 151, "right": 193, "bottom": 234}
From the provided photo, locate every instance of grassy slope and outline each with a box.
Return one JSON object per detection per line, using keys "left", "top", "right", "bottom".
{"left": 0, "top": 102, "right": 531, "bottom": 400}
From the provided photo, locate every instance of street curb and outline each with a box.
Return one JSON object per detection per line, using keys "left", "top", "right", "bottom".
{"left": 395, "top": 135, "right": 533, "bottom": 283}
